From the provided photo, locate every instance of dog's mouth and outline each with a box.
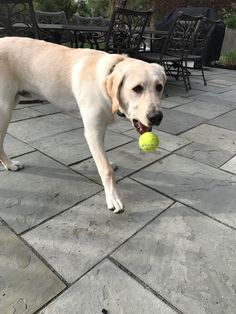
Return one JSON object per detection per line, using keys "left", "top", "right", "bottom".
{"left": 133, "top": 119, "right": 152, "bottom": 135}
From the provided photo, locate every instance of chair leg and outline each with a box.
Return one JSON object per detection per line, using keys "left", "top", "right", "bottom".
{"left": 200, "top": 62, "right": 207, "bottom": 85}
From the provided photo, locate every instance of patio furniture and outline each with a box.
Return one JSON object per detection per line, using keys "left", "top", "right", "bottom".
{"left": 0, "top": 0, "right": 39, "bottom": 38}
{"left": 156, "top": 7, "right": 225, "bottom": 65}
{"left": 35, "top": 10, "right": 74, "bottom": 47}
{"left": 38, "top": 23, "right": 108, "bottom": 49}
{"left": 184, "top": 18, "right": 218, "bottom": 86}
{"left": 103, "top": 6, "right": 153, "bottom": 54}
{"left": 133, "top": 13, "right": 201, "bottom": 91}
{"left": 72, "top": 15, "right": 105, "bottom": 48}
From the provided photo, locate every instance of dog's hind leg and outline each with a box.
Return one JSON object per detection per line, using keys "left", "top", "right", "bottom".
{"left": 0, "top": 95, "right": 23, "bottom": 171}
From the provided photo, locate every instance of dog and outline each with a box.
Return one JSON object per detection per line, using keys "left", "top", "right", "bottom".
{"left": 0, "top": 37, "right": 166, "bottom": 213}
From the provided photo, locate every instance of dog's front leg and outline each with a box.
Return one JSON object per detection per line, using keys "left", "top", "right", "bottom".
{"left": 84, "top": 127, "right": 124, "bottom": 213}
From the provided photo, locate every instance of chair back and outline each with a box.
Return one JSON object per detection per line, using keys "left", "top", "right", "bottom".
{"left": 160, "top": 13, "right": 201, "bottom": 58}
{"left": 191, "top": 18, "right": 217, "bottom": 60}
{"left": 73, "top": 15, "right": 103, "bottom": 27}
{"left": 0, "top": 0, "right": 39, "bottom": 38}
{"left": 105, "top": 6, "right": 152, "bottom": 54}
{"left": 35, "top": 10, "right": 68, "bottom": 25}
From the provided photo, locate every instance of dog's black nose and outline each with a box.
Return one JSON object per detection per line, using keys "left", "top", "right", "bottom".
{"left": 147, "top": 111, "right": 163, "bottom": 126}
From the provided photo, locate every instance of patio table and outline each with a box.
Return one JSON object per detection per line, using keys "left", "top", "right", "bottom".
{"left": 38, "top": 23, "right": 108, "bottom": 48}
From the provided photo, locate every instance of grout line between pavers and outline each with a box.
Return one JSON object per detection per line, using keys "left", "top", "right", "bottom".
{"left": 130, "top": 177, "right": 236, "bottom": 232}
{"left": 19, "top": 188, "right": 103, "bottom": 236}
{"left": 108, "top": 256, "right": 183, "bottom": 314}
{"left": 0, "top": 217, "right": 69, "bottom": 287}
{"left": 32, "top": 201, "right": 176, "bottom": 313}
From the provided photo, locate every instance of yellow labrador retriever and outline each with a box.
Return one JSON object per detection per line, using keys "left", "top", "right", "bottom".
{"left": 0, "top": 37, "right": 166, "bottom": 213}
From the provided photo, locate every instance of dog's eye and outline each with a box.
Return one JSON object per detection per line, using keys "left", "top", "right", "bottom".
{"left": 156, "top": 84, "right": 163, "bottom": 92}
{"left": 133, "top": 85, "right": 143, "bottom": 93}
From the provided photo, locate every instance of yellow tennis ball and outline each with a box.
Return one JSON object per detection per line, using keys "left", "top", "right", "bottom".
{"left": 139, "top": 132, "right": 159, "bottom": 153}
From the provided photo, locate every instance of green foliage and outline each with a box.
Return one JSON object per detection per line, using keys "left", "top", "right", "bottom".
{"left": 220, "top": 50, "right": 236, "bottom": 65}
{"left": 225, "top": 14, "right": 236, "bottom": 29}
{"left": 77, "top": 0, "right": 91, "bottom": 17}
{"left": 33, "top": 0, "right": 77, "bottom": 19}
{"left": 87, "top": 0, "right": 111, "bottom": 17}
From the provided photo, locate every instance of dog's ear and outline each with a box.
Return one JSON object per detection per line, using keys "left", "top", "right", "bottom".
{"left": 105, "top": 71, "right": 124, "bottom": 113}
{"left": 151, "top": 63, "right": 167, "bottom": 85}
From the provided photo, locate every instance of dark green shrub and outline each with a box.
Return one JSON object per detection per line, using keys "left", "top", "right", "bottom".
{"left": 225, "top": 14, "right": 236, "bottom": 29}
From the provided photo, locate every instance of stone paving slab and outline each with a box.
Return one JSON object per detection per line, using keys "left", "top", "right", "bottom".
{"left": 23, "top": 178, "right": 174, "bottom": 283}
{"left": 161, "top": 96, "right": 194, "bottom": 108}
{"left": 3, "top": 134, "right": 35, "bottom": 159}
{"left": 11, "top": 107, "right": 43, "bottom": 122}
{"left": 132, "top": 154, "right": 236, "bottom": 228}
{"left": 181, "top": 124, "right": 236, "bottom": 154}
{"left": 156, "top": 108, "right": 207, "bottom": 135}
{"left": 0, "top": 220, "right": 65, "bottom": 314}
{"left": 40, "top": 259, "right": 176, "bottom": 314}
{"left": 108, "top": 116, "right": 133, "bottom": 133}
{"left": 71, "top": 141, "right": 168, "bottom": 183}
{"left": 176, "top": 142, "right": 233, "bottom": 168}
{"left": 221, "top": 156, "right": 236, "bottom": 174}
{"left": 174, "top": 100, "right": 235, "bottom": 119}
{"left": 0, "top": 151, "right": 101, "bottom": 234}
{"left": 208, "top": 109, "right": 236, "bottom": 132}
{"left": 112, "top": 202, "right": 236, "bottom": 314}
{"left": 33, "top": 103, "right": 61, "bottom": 115}
{"left": 192, "top": 91, "right": 236, "bottom": 106}
{"left": 30, "top": 128, "right": 133, "bottom": 166}
{"left": 8, "top": 113, "right": 83, "bottom": 142}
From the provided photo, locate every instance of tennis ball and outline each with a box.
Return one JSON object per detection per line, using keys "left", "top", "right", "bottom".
{"left": 139, "top": 132, "right": 159, "bottom": 153}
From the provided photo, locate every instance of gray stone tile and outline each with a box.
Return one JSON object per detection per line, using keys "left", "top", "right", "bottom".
{"left": 166, "top": 82, "right": 201, "bottom": 97}
{"left": 4, "top": 134, "right": 35, "bottom": 158}
{"left": 207, "top": 78, "right": 235, "bottom": 86}
{"left": 0, "top": 151, "right": 101, "bottom": 233}
{"left": 33, "top": 103, "right": 61, "bottom": 115}
{"left": 108, "top": 116, "right": 133, "bottom": 133}
{"left": 132, "top": 154, "right": 236, "bottom": 228}
{"left": 11, "top": 108, "right": 42, "bottom": 122}
{"left": 176, "top": 142, "right": 233, "bottom": 168}
{"left": 175, "top": 100, "right": 235, "bottom": 119}
{"left": 40, "top": 259, "right": 175, "bottom": 314}
{"left": 162, "top": 95, "right": 194, "bottom": 106}
{"left": 123, "top": 129, "right": 191, "bottom": 152}
{"left": 181, "top": 124, "right": 236, "bottom": 153}
{"left": 208, "top": 109, "right": 236, "bottom": 132}
{"left": 8, "top": 113, "right": 83, "bottom": 142}
{"left": 221, "top": 156, "right": 236, "bottom": 174}
{"left": 23, "top": 179, "right": 173, "bottom": 282}
{"left": 191, "top": 91, "right": 236, "bottom": 106}
{"left": 112, "top": 203, "right": 236, "bottom": 314}
{"left": 71, "top": 141, "right": 168, "bottom": 183}
{"left": 219, "top": 90, "right": 236, "bottom": 102}
{"left": 0, "top": 221, "right": 65, "bottom": 314}
{"left": 30, "top": 129, "right": 132, "bottom": 166}
{"left": 155, "top": 108, "right": 207, "bottom": 135}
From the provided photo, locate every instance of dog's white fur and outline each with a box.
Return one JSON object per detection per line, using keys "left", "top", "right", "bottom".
{"left": 0, "top": 37, "right": 166, "bottom": 213}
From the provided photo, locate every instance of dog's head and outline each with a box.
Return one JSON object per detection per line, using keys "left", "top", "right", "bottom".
{"left": 105, "top": 58, "right": 166, "bottom": 134}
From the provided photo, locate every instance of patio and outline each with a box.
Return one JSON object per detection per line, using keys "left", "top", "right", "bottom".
{"left": 0, "top": 66, "right": 236, "bottom": 313}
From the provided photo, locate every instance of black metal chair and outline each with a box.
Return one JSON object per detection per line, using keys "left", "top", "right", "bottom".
{"left": 104, "top": 6, "right": 153, "bottom": 54}
{"left": 72, "top": 15, "right": 105, "bottom": 48}
{"left": 133, "top": 13, "right": 201, "bottom": 91}
{"left": 35, "top": 10, "right": 74, "bottom": 46}
{"left": 0, "top": 0, "right": 40, "bottom": 38}
{"left": 184, "top": 18, "right": 218, "bottom": 86}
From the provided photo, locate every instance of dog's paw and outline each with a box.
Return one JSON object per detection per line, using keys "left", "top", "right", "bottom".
{"left": 5, "top": 160, "right": 24, "bottom": 171}
{"left": 106, "top": 193, "right": 124, "bottom": 214}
